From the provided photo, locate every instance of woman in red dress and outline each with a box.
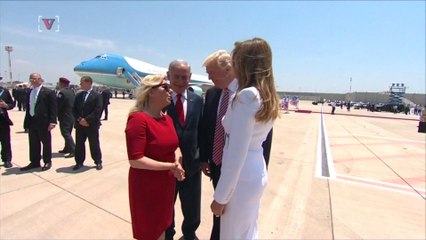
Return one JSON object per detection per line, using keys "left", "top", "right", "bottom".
{"left": 125, "top": 74, "right": 185, "bottom": 240}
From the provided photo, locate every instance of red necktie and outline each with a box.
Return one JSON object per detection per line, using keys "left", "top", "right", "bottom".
{"left": 176, "top": 94, "right": 184, "bottom": 125}
{"left": 212, "top": 90, "right": 229, "bottom": 165}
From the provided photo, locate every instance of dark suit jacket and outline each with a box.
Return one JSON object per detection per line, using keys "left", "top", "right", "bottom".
{"left": 199, "top": 87, "right": 273, "bottom": 168}
{"left": 24, "top": 86, "right": 57, "bottom": 129}
{"left": 0, "top": 87, "right": 16, "bottom": 125}
{"left": 57, "top": 87, "right": 75, "bottom": 123}
{"left": 166, "top": 91, "right": 203, "bottom": 177}
{"left": 101, "top": 89, "right": 111, "bottom": 106}
{"left": 73, "top": 90, "right": 102, "bottom": 128}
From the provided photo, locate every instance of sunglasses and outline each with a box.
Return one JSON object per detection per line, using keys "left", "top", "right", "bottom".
{"left": 153, "top": 82, "right": 171, "bottom": 91}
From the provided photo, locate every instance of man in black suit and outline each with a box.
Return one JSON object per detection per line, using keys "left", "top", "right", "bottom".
{"left": 72, "top": 76, "right": 103, "bottom": 171}
{"left": 100, "top": 86, "right": 111, "bottom": 120}
{"left": 21, "top": 73, "right": 57, "bottom": 171}
{"left": 165, "top": 60, "right": 203, "bottom": 240}
{"left": 57, "top": 77, "right": 76, "bottom": 158}
{"left": 200, "top": 50, "right": 273, "bottom": 240}
{"left": 0, "top": 81, "right": 16, "bottom": 168}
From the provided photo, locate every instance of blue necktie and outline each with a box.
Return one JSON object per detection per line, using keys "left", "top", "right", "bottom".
{"left": 30, "top": 89, "right": 37, "bottom": 116}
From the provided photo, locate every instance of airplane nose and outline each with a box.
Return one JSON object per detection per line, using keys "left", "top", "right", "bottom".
{"left": 73, "top": 61, "right": 85, "bottom": 71}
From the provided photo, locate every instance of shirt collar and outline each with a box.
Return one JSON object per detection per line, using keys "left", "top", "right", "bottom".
{"left": 172, "top": 90, "right": 187, "bottom": 100}
{"left": 226, "top": 79, "right": 238, "bottom": 93}
{"left": 33, "top": 85, "right": 42, "bottom": 92}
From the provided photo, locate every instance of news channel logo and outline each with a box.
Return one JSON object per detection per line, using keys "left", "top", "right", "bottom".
{"left": 38, "top": 16, "right": 60, "bottom": 32}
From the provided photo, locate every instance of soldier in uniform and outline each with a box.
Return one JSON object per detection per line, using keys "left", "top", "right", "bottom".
{"left": 57, "top": 77, "right": 76, "bottom": 158}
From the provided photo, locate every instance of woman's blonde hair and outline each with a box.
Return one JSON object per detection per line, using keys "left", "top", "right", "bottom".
{"left": 128, "top": 74, "right": 165, "bottom": 115}
{"left": 232, "top": 37, "right": 280, "bottom": 122}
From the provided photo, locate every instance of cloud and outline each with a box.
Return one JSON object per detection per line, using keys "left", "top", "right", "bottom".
{"left": 5, "top": 27, "right": 116, "bottom": 51}
{"left": 14, "top": 59, "right": 33, "bottom": 66}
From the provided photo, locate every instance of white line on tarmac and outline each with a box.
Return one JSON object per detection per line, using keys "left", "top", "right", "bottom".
{"left": 336, "top": 174, "right": 426, "bottom": 198}
{"left": 315, "top": 111, "right": 425, "bottom": 198}
{"left": 316, "top": 106, "right": 336, "bottom": 179}
{"left": 350, "top": 134, "right": 426, "bottom": 144}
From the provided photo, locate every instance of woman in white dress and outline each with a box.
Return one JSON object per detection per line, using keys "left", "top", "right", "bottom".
{"left": 210, "top": 37, "right": 280, "bottom": 239}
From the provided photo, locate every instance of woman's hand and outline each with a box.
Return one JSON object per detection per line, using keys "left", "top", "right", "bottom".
{"left": 171, "top": 162, "right": 185, "bottom": 181}
{"left": 176, "top": 155, "right": 183, "bottom": 165}
{"left": 210, "top": 200, "right": 225, "bottom": 217}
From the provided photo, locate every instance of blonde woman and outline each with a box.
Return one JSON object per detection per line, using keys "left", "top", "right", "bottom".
{"left": 125, "top": 74, "right": 185, "bottom": 240}
{"left": 210, "top": 38, "right": 280, "bottom": 239}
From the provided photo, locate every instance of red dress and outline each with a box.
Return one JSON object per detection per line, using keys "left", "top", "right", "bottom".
{"left": 125, "top": 112, "right": 178, "bottom": 240}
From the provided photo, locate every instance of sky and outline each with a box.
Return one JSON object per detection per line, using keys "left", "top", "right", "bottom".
{"left": 0, "top": 0, "right": 425, "bottom": 94}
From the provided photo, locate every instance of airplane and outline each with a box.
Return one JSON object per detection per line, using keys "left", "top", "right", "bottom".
{"left": 73, "top": 53, "right": 213, "bottom": 95}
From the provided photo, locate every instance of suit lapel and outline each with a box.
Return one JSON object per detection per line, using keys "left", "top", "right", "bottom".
{"left": 185, "top": 92, "right": 195, "bottom": 127}
{"left": 167, "top": 97, "right": 182, "bottom": 127}
{"left": 212, "top": 88, "right": 222, "bottom": 114}
{"left": 85, "top": 91, "right": 91, "bottom": 104}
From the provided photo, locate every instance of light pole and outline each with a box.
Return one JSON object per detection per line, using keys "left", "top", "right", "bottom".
{"left": 5, "top": 46, "right": 13, "bottom": 86}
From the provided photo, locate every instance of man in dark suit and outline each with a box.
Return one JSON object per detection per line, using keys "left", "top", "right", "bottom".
{"left": 57, "top": 77, "right": 76, "bottom": 158}
{"left": 100, "top": 86, "right": 111, "bottom": 120}
{"left": 21, "top": 73, "right": 57, "bottom": 171}
{"left": 0, "top": 81, "right": 16, "bottom": 168}
{"left": 72, "top": 76, "right": 103, "bottom": 171}
{"left": 200, "top": 50, "right": 273, "bottom": 240}
{"left": 165, "top": 60, "right": 203, "bottom": 240}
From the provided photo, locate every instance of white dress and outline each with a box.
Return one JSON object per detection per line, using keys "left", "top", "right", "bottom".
{"left": 214, "top": 87, "right": 274, "bottom": 240}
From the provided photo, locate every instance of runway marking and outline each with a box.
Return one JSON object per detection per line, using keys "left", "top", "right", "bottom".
{"left": 330, "top": 142, "right": 426, "bottom": 148}
{"left": 336, "top": 174, "right": 426, "bottom": 198}
{"left": 330, "top": 142, "right": 394, "bottom": 147}
{"left": 292, "top": 109, "right": 420, "bottom": 121}
{"left": 315, "top": 108, "right": 426, "bottom": 200}
{"left": 383, "top": 175, "right": 426, "bottom": 185}
{"left": 343, "top": 134, "right": 425, "bottom": 144}
{"left": 315, "top": 107, "right": 336, "bottom": 179}
{"left": 333, "top": 153, "right": 426, "bottom": 163}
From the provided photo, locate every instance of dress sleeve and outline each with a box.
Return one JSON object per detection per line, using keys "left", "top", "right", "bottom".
{"left": 125, "top": 113, "right": 147, "bottom": 160}
{"left": 214, "top": 88, "right": 260, "bottom": 204}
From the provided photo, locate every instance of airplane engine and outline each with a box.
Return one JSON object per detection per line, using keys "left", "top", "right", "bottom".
{"left": 188, "top": 85, "right": 203, "bottom": 97}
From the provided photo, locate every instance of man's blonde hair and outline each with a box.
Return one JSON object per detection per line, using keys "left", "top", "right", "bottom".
{"left": 202, "top": 50, "right": 232, "bottom": 70}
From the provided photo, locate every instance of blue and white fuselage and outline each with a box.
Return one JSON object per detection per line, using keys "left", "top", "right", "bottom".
{"left": 73, "top": 53, "right": 212, "bottom": 93}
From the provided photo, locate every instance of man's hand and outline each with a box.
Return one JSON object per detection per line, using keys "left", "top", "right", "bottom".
{"left": 48, "top": 124, "right": 56, "bottom": 131}
{"left": 79, "top": 118, "right": 90, "bottom": 127}
{"left": 0, "top": 100, "right": 7, "bottom": 109}
{"left": 200, "top": 162, "right": 211, "bottom": 177}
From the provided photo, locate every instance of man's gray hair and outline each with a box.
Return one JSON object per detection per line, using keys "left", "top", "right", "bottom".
{"left": 168, "top": 59, "right": 191, "bottom": 72}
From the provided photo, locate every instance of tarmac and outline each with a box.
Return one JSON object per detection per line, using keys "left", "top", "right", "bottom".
{"left": 1, "top": 99, "right": 425, "bottom": 239}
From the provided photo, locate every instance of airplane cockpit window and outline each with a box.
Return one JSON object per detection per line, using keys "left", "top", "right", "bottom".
{"left": 95, "top": 54, "right": 108, "bottom": 60}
